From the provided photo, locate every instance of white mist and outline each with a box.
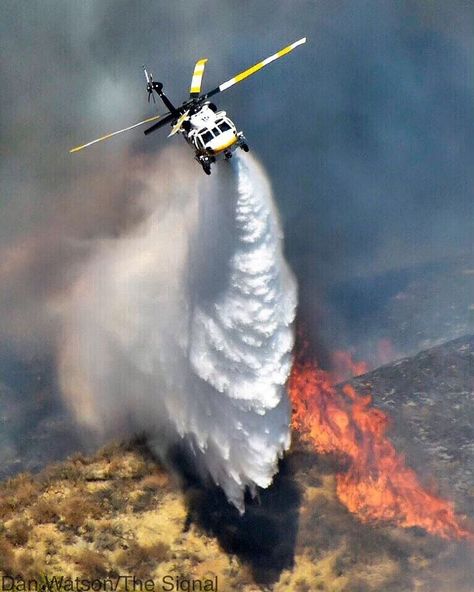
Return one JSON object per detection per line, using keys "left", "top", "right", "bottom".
{"left": 59, "top": 150, "right": 297, "bottom": 511}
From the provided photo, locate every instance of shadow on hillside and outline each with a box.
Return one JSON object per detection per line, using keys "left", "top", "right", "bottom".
{"left": 168, "top": 444, "right": 302, "bottom": 586}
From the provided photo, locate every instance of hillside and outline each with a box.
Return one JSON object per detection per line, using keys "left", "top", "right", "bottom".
{"left": 348, "top": 334, "right": 474, "bottom": 517}
{"left": 0, "top": 438, "right": 470, "bottom": 592}
{"left": 1, "top": 335, "right": 474, "bottom": 591}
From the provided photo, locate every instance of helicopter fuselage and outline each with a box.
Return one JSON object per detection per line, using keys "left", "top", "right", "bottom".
{"left": 181, "top": 104, "right": 248, "bottom": 173}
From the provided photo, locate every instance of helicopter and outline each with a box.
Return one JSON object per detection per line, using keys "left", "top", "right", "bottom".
{"left": 70, "top": 37, "right": 306, "bottom": 175}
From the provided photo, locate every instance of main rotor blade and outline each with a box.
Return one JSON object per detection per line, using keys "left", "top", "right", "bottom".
{"left": 69, "top": 113, "right": 169, "bottom": 153}
{"left": 189, "top": 58, "right": 208, "bottom": 98}
{"left": 168, "top": 110, "right": 190, "bottom": 137}
{"left": 203, "top": 37, "right": 306, "bottom": 100}
{"left": 144, "top": 112, "right": 176, "bottom": 135}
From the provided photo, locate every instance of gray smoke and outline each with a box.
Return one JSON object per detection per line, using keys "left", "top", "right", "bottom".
{"left": 1, "top": 1, "right": 474, "bottom": 361}
{"left": 58, "top": 150, "right": 296, "bottom": 509}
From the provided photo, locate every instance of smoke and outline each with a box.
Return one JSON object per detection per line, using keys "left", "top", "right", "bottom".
{"left": 2, "top": 1, "right": 474, "bottom": 366}
{"left": 58, "top": 150, "right": 296, "bottom": 510}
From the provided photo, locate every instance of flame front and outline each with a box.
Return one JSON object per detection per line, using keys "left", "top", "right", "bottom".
{"left": 289, "top": 347, "right": 473, "bottom": 540}
{"left": 330, "top": 350, "right": 369, "bottom": 384}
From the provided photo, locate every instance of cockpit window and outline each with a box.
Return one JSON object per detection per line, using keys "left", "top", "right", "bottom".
{"left": 201, "top": 131, "right": 213, "bottom": 144}
{"left": 212, "top": 128, "right": 220, "bottom": 136}
{"left": 219, "top": 121, "right": 231, "bottom": 132}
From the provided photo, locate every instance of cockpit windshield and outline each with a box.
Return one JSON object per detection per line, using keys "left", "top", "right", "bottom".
{"left": 218, "top": 121, "right": 231, "bottom": 132}
{"left": 199, "top": 120, "right": 233, "bottom": 146}
{"left": 201, "top": 131, "right": 213, "bottom": 144}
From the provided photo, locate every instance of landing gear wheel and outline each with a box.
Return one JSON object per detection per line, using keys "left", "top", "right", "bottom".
{"left": 224, "top": 151, "right": 232, "bottom": 160}
{"left": 197, "top": 153, "right": 213, "bottom": 175}
{"left": 241, "top": 143, "right": 249, "bottom": 152}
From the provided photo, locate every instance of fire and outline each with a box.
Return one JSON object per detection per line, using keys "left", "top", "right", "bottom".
{"left": 289, "top": 345, "right": 473, "bottom": 540}
{"left": 330, "top": 350, "right": 369, "bottom": 383}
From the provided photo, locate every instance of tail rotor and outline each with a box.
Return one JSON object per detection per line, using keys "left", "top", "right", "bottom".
{"left": 143, "top": 66, "right": 157, "bottom": 103}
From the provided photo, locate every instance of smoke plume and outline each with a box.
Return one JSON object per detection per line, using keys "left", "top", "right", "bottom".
{"left": 59, "top": 150, "right": 297, "bottom": 510}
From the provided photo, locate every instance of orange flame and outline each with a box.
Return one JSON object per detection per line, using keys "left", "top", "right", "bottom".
{"left": 330, "top": 350, "right": 369, "bottom": 383}
{"left": 289, "top": 347, "right": 473, "bottom": 540}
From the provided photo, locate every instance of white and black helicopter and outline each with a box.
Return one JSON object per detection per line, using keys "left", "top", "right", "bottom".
{"left": 70, "top": 37, "right": 306, "bottom": 174}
